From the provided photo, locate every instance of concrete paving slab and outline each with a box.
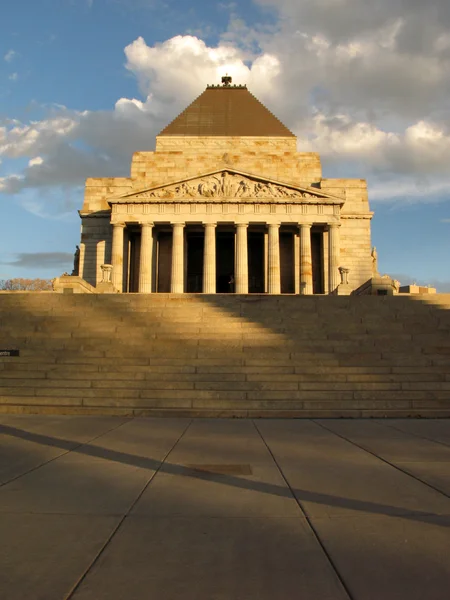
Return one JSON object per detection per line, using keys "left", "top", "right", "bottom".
{"left": 0, "top": 415, "right": 129, "bottom": 442}
{"left": 2, "top": 416, "right": 450, "bottom": 600}
{"left": 319, "top": 419, "right": 450, "bottom": 463}
{"left": 397, "top": 462, "right": 450, "bottom": 497}
{"left": 0, "top": 420, "right": 189, "bottom": 516}
{"left": 0, "top": 416, "right": 129, "bottom": 484}
{"left": 381, "top": 419, "right": 450, "bottom": 447}
{"left": 257, "top": 420, "right": 450, "bottom": 518}
{"left": 0, "top": 432, "right": 67, "bottom": 485}
{"left": 132, "top": 418, "right": 301, "bottom": 517}
{"left": 0, "top": 452, "right": 152, "bottom": 515}
{"left": 0, "top": 514, "right": 120, "bottom": 600}
{"left": 312, "top": 513, "right": 450, "bottom": 600}
{"left": 86, "top": 417, "right": 191, "bottom": 461}
{"left": 318, "top": 420, "right": 450, "bottom": 498}
{"left": 70, "top": 516, "right": 350, "bottom": 600}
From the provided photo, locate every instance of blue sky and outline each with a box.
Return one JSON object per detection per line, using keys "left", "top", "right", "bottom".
{"left": 1, "top": 0, "right": 449, "bottom": 289}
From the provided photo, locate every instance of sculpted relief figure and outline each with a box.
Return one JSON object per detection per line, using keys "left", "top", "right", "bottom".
{"left": 133, "top": 172, "right": 319, "bottom": 201}
{"left": 235, "top": 179, "right": 251, "bottom": 198}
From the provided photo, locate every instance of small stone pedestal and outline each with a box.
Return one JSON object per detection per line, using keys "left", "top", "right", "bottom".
{"left": 336, "top": 267, "right": 353, "bottom": 295}
{"left": 96, "top": 265, "right": 118, "bottom": 293}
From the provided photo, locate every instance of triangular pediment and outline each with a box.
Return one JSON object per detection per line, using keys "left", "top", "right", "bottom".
{"left": 110, "top": 170, "right": 344, "bottom": 204}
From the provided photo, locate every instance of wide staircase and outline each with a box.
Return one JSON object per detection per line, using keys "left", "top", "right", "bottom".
{"left": 0, "top": 293, "right": 449, "bottom": 417}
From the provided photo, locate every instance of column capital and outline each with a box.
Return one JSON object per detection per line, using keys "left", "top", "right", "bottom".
{"left": 112, "top": 222, "right": 126, "bottom": 229}
{"left": 299, "top": 223, "right": 312, "bottom": 230}
{"left": 140, "top": 222, "right": 154, "bottom": 228}
{"left": 171, "top": 222, "right": 185, "bottom": 228}
{"left": 203, "top": 222, "right": 217, "bottom": 228}
{"left": 327, "top": 222, "right": 341, "bottom": 229}
{"left": 236, "top": 222, "right": 249, "bottom": 229}
{"left": 268, "top": 223, "right": 280, "bottom": 229}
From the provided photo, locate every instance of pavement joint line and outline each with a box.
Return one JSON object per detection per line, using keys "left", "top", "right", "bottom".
{"left": 251, "top": 419, "right": 355, "bottom": 600}
{"left": 63, "top": 418, "right": 193, "bottom": 600}
{"left": 0, "top": 417, "right": 131, "bottom": 489}
{"left": 376, "top": 419, "right": 450, "bottom": 450}
{"left": 313, "top": 420, "right": 450, "bottom": 503}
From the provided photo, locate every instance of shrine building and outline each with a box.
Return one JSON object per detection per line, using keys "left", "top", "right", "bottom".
{"left": 78, "top": 77, "right": 373, "bottom": 295}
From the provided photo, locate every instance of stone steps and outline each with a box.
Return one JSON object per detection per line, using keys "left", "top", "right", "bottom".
{"left": 1, "top": 293, "right": 450, "bottom": 417}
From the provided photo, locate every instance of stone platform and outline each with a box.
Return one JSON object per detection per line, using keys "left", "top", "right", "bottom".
{"left": 1, "top": 293, "right": 450, "bottom": 417}
{"left": 1, "top": 416, "right": 450, "bottom": 600}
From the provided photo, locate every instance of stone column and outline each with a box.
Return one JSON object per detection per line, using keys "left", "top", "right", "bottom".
{"left": 328, "top": 223, "right": 341, "bottom": 294}
{"left": 111, "top": 223, "right": 126, "bottom": 292}
{"left": 235, "top": 223, "right": 248, "bottom": 294}
{"left": 299, "top": 224, "right": 313, "bottom": 295}
{"left": 294, "top": 232, "right": 300, "bottom": 294}
{"left": 138, "top": 222, "right": 153, "bottom": 293}
{"left": 203, "top": 223, "right": 216, "bottom": 294}
{"left": 171, "top": 222, "right": 185, "bottom": 293}
{"left": 264, "top": 231, "right": 269, "bottom": 293}
{"left": 268, "top": 224, "right": 281, "bottom": 294}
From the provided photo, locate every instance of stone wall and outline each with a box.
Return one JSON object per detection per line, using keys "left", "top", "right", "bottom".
{"left": 80, "top": 217, "right": 112, "bottom": 286}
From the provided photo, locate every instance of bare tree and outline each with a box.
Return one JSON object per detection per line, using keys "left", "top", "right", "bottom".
{"left": 0, "top": 278, "right": 53, "bottom": 291}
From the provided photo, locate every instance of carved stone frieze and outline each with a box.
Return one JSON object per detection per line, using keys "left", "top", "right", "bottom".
{"left": 128, "top": 171, "right": 324, "bottom": 202}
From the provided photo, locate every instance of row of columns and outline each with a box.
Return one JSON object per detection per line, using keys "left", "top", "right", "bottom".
{"left": 111, "top": 221, "right": 340, "bottom": 294}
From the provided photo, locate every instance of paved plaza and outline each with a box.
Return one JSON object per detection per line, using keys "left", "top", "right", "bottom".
{"left": 1, "top": 416, "right": 450, "bottom": 599}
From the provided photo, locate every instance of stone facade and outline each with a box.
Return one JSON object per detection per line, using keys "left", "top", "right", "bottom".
{"left": 78, "top": 82, "right": 373, "bottom": 294}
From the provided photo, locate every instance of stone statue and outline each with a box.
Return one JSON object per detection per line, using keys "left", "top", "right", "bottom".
{"left": 71, "top": 245, "right": 80, "bottom": 276}
{"left": 371, "top": 246, "right": 378, "bottom": 276}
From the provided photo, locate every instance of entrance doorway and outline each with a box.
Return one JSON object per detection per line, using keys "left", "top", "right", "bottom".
{"left": 248, "top": 232, "right": 264, "bottom": 293}
{"left": 312, "top": 231, "right": 324, "bottom": 294}
{"left": 157, "top": 231, "right": 172, "bottom": 293}
{"left": 216, "top": 232, "right": 235, "bottom": 293}
{"left": 186, "top": 233, "right": 204, "bottom": 293}
{"left": 127, "top": 230, "right": 141, "bottom": 293}
{"left": 280, "top": 232, "right": 295, "bottom": 294}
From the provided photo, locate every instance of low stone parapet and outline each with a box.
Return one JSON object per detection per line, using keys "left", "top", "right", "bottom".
{"left": 52, "top": 275, "right": 96, "bottom": 294}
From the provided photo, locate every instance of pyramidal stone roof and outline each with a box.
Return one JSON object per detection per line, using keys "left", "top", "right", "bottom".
{"left": 158, "top": 82, "right": 295, "bottom": 137}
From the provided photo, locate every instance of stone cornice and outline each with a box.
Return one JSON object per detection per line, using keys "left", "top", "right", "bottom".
{"left": 341, "top": 213, "right": 374, "bottom": 220}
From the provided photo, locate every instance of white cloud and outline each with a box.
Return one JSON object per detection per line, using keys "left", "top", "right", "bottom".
{"left": 1, "top": 16, "right": 450, "bottom": 215}
{"left": 28, "top": 156, "right": 44, "bottom": 167}
{"left": 4, "top": 50, "right": 16, "bottom": 62}
{"left": 8, "top": 73, "right": 18, "bottom": 82}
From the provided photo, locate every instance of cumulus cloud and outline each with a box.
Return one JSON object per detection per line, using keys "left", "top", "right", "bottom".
{"left": 1, "top": 1, "right": 450, "bottom": 215}
{"left": 0, "top": 35, "right": 283, "bottom": 212}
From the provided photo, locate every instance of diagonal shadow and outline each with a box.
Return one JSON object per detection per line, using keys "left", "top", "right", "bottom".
{"left": 1, "top": 423, "right": 449, "bottom": 527}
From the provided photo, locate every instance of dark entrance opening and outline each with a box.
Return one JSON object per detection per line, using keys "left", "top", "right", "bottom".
{"left": 157, "top": 231, "right": 172, "bottom": 293}
{"left": 311, "top": 231, "right": 324, "bottom": 294}
{"left": 280, "top": 231, "right": 295, "bottom": 294}
{"left": 127, "top": 230, "right": 141, "bottom": 293}
{"left": 248, "top": 231, "right": 264, "bottom": 293}
{"left": 187, "top": 233, "right": 204, "bottom": 293}
{"left": 216, "top": 231, "right": 235, "bottom": 293}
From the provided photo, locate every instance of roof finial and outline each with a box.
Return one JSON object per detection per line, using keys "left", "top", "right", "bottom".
{"left": 222, "top": 74, "right": 232, "bottom": 87}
